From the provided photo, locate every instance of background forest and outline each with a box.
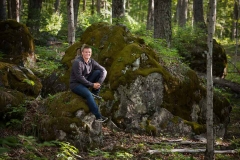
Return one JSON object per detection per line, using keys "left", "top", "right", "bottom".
{"left": 0, "top": 0, "right": 240, "bottom": 159}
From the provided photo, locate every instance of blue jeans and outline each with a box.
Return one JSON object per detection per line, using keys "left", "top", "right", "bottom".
{"left": 72, "top": 70, "right": 102, "bottom": 119}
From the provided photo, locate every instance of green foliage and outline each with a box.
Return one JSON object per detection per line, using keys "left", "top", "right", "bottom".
{"left": 55, "top": 141, "right": 80, "bottom": 160}
{"left": 172, "top": 25, "right": 206, "bottom": 56}
{"left": 40, "top": 12, "right": 63, "bottom": 35}
{"left": 89, "top": 148, "right": 133, "bottom": 159}
{"left": 0, "top": 135, "right": 59, "bottom": 159}
{"left": 4, "top": 104, "right": 27, "bottom": 129}
{"left": 23, "top": 79, "right": 35, "bottom": 86}
{"left": 78, "top": 12, "right": 109, "bottom": 31}
{"left": 35, "top": 45, "right": 64, "bottom": 77}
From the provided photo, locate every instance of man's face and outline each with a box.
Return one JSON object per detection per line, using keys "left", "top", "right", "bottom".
{"left": 82, "top": 48, "right": 92, "bottom": 61}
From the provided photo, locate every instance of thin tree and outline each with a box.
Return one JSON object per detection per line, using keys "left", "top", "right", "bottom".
{"left": 11, "top": 0, "right": 20, "bottom": 22}
{"left": 205, "top": 0, "right": 216, "bottom": 159}
{"left": 177, "top": 0, "right": 188, "bottom": 27}
{"left": 83, "top": 0, "right": 86, "bottom": 12}
{"left": 91, "top": 0, "right": 94, "bottom": 15}
{"left": 146, "top": 0, "right": 154, "bottom": 30}
{"left": 97, "top": 0, "right": 101, "bottom": 14}
{"left": 154, "top": 0, "right": 172, "bottom": 47}
{"left": 234, "top": 0, "right": 240, "bottom": 59}
{"left": 0, "top": 0, "right": 7, "bottom": 21}
{"left": 67, "top": 0, "right": 75, "bottom": 45}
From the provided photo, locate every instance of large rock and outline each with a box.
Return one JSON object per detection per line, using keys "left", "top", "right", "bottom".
{"left": 0, "top": 20, "right": 36, "bottom": 68}
{"left": 31, "top": 91, "right": 103, "bottom": 148}
{"left": 0, "top": 62, "right": 42, "bottom": 97}
{"left": 176, "top": 37, "right": 227, "bottom": 78}
{"left": 60, "top": 22, "right": 231, "bottom": 137}
{"left": 46, "top": 22, "right": 231, "bottom": 144}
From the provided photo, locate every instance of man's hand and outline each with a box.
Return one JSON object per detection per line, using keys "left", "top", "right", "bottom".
{"left": 93, "top": 83, "right": 101, "bottom": 89}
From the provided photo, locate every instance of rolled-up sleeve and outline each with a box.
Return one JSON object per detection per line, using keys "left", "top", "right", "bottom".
{"left": 92, "top": 60, "right": 107, "bottom": 84}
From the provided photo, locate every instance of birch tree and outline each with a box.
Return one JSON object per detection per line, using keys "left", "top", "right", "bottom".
{"left": 205, "top": 0, "right": 217, "bottom": 159}
{"left": 67, "top": 0, "right": 75, "bottom": 45}
{"left": 146, "top": 0, "right": 154, "bottom": 30}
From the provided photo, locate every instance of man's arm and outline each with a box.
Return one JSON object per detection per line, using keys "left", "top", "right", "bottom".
{"left": 92, "top": 60, "right": 107, "bottom": 84}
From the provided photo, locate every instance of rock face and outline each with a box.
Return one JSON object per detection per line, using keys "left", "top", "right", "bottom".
{"left": 0, "top": 20, "right": 36, "bottom": 68}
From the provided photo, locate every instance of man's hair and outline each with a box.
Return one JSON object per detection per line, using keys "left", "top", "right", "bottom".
{"left": 80, "top": 44, "right": 91, "bottom": 52}
{"left": 76, "top": 44, "right": 91, "bottom": 56}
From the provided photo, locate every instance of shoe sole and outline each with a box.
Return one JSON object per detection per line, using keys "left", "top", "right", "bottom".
{"left": 95, "top": 118, "right": 108, "bottom": 123}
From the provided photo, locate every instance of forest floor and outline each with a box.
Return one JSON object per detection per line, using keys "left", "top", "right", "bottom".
{"left": 1, "top": 44, "right": 240, "bottom": 160}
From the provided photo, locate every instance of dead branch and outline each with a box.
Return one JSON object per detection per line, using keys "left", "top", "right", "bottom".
{"left": 147, "top": 149, "right": 237, "bottom": 154}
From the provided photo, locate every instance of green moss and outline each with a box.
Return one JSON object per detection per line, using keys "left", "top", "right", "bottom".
{"left": 0, "top": 87, "right": 25, "bottom": 112}
{"left": 213, "top": 92, "right": 230, "bottom": 123}
{"left": 101, "top": 89, "right": 114, "bottom": 100}
{"left": 45, "top": 91, "right": 89, "bottom": 117}
{"left": 40, "top": 116, "right": 84, "bottom": 141}
{"left": 0, "top": 20, "right": 35, "bottom": 67}
{"left": 145, "top": 120, "right": 157, "bottom": 136}
{"left": 61, "top": 42, "right": 82, "bottom": 69}
{"left": 0, "top": 62, "right": 42, "bottom": 97}
{"left": 184, "top": 120, "right": 206, "bottom": 135}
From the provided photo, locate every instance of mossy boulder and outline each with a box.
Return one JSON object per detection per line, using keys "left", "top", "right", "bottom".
{"left": 0, "top": 20, "right": 36, "bottom": 68}
{"left": 0, "top": 62, "right": 42, "bottom": 97}
{"left": 35, "top": 91, "right": 103, "bottom": 148}
{"left": 60, "top": 22, "right": 231, "bottom": 137}
{"left": 178, "top": 37, "right": 227, "bottom": 78}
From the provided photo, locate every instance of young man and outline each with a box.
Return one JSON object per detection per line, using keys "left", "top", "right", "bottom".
{"left": 70, "top": 45, "right": 108, "bottom": 122}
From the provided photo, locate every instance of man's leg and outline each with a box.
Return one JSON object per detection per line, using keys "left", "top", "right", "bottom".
{"left": 87, "top": 70, "right": 101, "bottom": 95}
{"left": 71, "top": 84, "right": 102, "bottom": 119}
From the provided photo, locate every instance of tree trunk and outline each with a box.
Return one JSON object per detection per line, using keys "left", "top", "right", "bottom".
{"left": 67, "top": 0, "right": 75, "bottom": 45}
{"left": 147, "top": 0, "right": 154, "bottom": 30}
{"left": 74, "top": 0, "right": 80, "bottom": 29}
{"left": 154, "top": 0, "right": 172, "bottom": 47}
{"left": 26, "top": 0, "right": 43, "bottom": 34}
{"left": 83, "top": 0, "right": 86, "bottom": 12}
{"left": 112, "top": 0, "right": 125, "bottom": 23}
{"left": 11, "top": 0, "right": 20, "bottom": 22}
{"left": 7, "top": 0, "right": 12, "bottom": 19}
{"left": 205, "top": 0, "right": 216, "bottom": 159}
{"left": 54, "top": 0, "right": 61, "bottom": 13}
{"left": 97, "top": 0, "right": 101, "bottom": 14}
{"left": 193, "top": 0, "right": 206, "bottom": 30}
{"left": 177, "top": 0, "right": 188, "bottom": 27}
{"left": 234, "top": 0, "right": 240, "bottom": 59}
{"left": 91, "top": 0, "right": 94, "bottom": 15}
{"left": 0, "top": 0, "right": 7, "bottom": 21}
{"left": 125, "top": 0, "right": 129, "bottom": 13}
